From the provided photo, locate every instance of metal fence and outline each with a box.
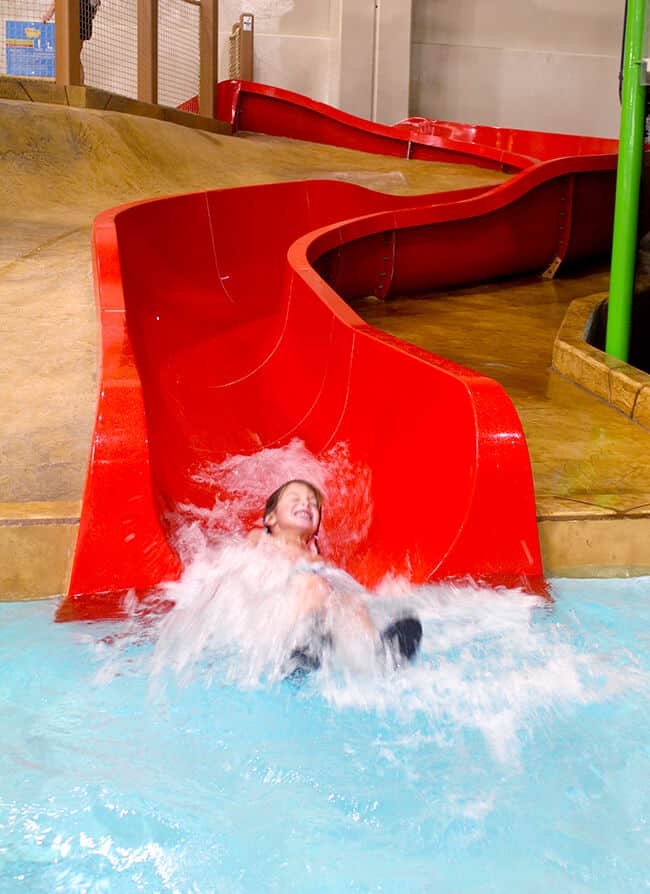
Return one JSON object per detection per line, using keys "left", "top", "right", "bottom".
{"left": 158, "top": 0, "right": 199, "bottom": 107}
{"left": 84, "top": 0, "right": 137, "bottom": 97}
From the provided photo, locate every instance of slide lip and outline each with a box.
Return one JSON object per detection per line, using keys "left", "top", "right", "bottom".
{"left": 59, "top": 87, "right": 618, "bottom": 619}
{"left": 202, "top": 79, "right": 618, "bottom": 169}
{"left": 292, "top": 151, "right": 617, "bottom": 274}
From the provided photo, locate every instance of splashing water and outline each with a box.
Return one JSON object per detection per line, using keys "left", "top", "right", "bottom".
{"left": 3, "top": 447, "right": 649, "bottom": 892}
{"left": 129, "top": 548, "right": 635, "bottom": 765}
{"left": 98, "top": 440, "right": 643, "bottom": 765}
{"left": 4, "top": 522, "right": 650, "bottom": 894}
{"left": 90, "top": 441, "right": 636, "bottom": 762}
{"left": 177, "top": 439, "right": 373, "bottom": 568}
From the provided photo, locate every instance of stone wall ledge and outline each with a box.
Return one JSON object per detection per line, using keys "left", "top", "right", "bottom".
{"left": 0, "top": 502, "right": 80, "bottom": 601}
{"left": 552, "top": 292, "right": 650, "bottom": 429}
{"left": 0, "top": 75, "right": 231, "bottom": 136}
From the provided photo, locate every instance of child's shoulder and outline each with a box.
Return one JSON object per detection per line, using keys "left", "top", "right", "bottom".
{"left": 246, "top": 528, "right": 264, "bottom": 546}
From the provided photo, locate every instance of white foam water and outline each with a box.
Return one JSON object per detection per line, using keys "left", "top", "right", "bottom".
{"left": 4, "top": 579, "right": 649, "bottom": 894}
{"left": 178, "top": 438, "right": 373, "bottom": 568}
{"left": 138, "top": 546, "right": 630, "bottom": 763}
{"left": 99, "top": 440, "right": 641, "bottom": 765}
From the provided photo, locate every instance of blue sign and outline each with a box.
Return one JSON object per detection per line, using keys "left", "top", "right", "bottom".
{"left": 5, "top": 21, "right": 56, "bottom": 78}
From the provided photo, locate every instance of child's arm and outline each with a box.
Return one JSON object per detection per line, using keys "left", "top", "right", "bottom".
{"left": 42, "top": 3, "right": 55, "bottom": 22}
{"left": 343, "top": 594, "right": 379, "bottom": 637}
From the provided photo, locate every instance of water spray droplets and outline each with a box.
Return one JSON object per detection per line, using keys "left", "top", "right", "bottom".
{"left": 95, "top": 440, "right": 640, "bottom": 764}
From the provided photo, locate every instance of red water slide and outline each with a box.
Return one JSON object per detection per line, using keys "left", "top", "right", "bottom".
{"left": 58, "top": 82, "right": 618, "bottom": 620}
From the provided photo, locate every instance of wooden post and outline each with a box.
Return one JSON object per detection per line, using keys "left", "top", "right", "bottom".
{"left": 137, "top": 0, "right": 158, "bottom": 104}
{"left": 199, "top": 0, "right": 218, "bottom": 118}
{"left": 239, "top": 13, "right": 253, "bottom": 81}
{"left": 55, "top": 0, "right": 81, "bottom": 86}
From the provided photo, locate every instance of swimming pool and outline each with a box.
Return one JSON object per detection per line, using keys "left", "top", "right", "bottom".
{"left": 1, "top": 577, "right": 648, "bottom": 893}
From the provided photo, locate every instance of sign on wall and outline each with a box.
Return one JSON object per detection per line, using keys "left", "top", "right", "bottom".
{"left": 5, "top": 21, "right": 56, "bottom": 78}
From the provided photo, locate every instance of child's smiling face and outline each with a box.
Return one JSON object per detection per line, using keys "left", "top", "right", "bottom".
{"left": 265, "top": 481, "right": 321, "bottom": 538}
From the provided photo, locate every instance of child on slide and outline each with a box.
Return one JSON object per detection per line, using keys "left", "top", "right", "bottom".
{"left": 247, "top": 479, "right": 422, "bottom": 671}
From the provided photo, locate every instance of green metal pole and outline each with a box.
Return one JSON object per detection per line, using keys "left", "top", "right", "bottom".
{"left": 606, "top": 0, "right": 647, "bottom": 361}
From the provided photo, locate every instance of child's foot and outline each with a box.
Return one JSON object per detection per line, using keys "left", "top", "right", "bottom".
{"left": 380, "top": 616, "right": 422, "bottom": 664}
{"left": 286, "top": 631, "right": 333, "bottom": 676}
{"left": 289, "top": 645, "right": 322, "bottom": 672}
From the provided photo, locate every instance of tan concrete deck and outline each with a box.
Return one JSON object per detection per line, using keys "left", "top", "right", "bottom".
{"left": 0, "top": 94, "right": 507, "bottom": 600}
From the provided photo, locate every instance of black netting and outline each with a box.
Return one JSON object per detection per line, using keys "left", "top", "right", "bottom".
{"left": 158, "top": 0, "right": 199, "bottom": 108}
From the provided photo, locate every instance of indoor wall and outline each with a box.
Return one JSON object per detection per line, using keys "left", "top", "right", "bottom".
{"left": 221, "top": 0, "right": 412, "bottom": 125}
{"left": 410, "top": 0, "right": 624, "bottom": 137}
{"left": 219, "top": 0, "right": 334, "bottom": 105}
{"left": 0, "top": 0, "right": 624, "bottom": 136}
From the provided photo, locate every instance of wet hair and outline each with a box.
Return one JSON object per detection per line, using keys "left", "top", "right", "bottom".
{"left": 263, "top": 479, "right": 324, "bottom": 550}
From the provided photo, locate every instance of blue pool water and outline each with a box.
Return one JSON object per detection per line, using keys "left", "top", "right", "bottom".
{"left": 1, "top": 576, "right": 648, "bottom": 893}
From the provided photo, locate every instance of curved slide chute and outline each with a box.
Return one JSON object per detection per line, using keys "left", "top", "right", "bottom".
{"left": 58, "top": 84, "right": 618, "bottom": 620}
{"left": 182, "top": 80, "right": 617, "bottom": 168}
